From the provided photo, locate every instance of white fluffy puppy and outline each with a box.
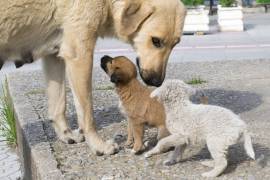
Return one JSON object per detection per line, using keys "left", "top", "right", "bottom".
{"left": 144, "top": 79, "right": 255, "bottom": 177}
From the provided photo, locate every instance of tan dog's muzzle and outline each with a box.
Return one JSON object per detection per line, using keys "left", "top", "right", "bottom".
{"left": 136, "top": 57, "right": 164, "bottom": 87}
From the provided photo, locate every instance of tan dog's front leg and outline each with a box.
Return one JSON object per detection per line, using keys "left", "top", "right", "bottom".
{"left": 125, "top": 119, "right": 134, "bottom": 148}
{"left": 61, "top": 30, "right": 118, "bottom": 155}
{"left": 43, "top": 55, "right": 84, "bottom": 144}
{"left": 131, "top": 122, "right": 144, "bottom": 154}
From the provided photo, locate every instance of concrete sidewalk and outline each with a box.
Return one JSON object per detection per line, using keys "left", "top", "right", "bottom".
{"left": 0, "top": 137, "right": 21, "bottom": 180}
{"left": 8, "top": 59, "right": 270, "bottom": 179}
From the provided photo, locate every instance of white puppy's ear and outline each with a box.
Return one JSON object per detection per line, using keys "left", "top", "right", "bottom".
{"left": 120, "top": 0, "right": 155, "bottom": 36}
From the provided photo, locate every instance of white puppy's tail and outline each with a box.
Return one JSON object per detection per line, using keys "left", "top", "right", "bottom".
{"left": 244, "top": 131, "right": 255, "bottom": 160}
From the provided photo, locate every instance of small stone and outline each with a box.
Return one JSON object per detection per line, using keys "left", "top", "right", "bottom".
{"left": 101, "top": 175, "right": 114, "bottom": 180}
{"left": 248, "top": 174, "right": 255, "bottom": 180}
{"left": 256, "top": 154, "right": 268, "bottom": 168}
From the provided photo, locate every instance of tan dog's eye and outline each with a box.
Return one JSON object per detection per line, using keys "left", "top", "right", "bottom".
{"left": 152, "top": 37, "right": 162, "bottom": 48}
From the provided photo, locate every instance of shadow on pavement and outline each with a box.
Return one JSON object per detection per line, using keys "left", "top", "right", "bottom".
{"left": 191, "top": 88, "right": 262, "bottom": 114}
{"left": 42, "top": 106, "right": 125, "bottom": 142}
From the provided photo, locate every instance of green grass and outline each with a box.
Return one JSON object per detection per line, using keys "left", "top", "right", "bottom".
{"left": 256, "top": 0, "right": 270, "bottom": 3}
{"left": 25, "top": 89, "right": 45, "bottom": 96}
{"left": 182, "top": 0, "right": 204, "bottom": 6}
{"left": 0, "top": 79, "right": 17, "bottom": 147}
{"left": 186, "top": 77, "right": 207, "bottom": 85}
{"left": 219, "top": 0, "right": 236, "bottom": 7}
{"left": 95, "top": 85, "right": 114, "bottom": 91}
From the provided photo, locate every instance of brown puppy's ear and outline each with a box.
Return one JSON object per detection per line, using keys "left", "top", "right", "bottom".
{"left": 101, "top": 55, "right": 113, "bottom": 73}
{"left": 0, "top": 61, "right": 3, "bottom": 70}
{"left": 120, "top": 0, "right": 154, "bottom": 36}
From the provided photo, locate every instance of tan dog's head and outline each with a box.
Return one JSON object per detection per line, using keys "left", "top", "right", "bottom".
{"left": 101, "top": 55, "right": 137, "bottom": 85}
{"left": 112, "top": 0, "right": 186, "bottom": 87}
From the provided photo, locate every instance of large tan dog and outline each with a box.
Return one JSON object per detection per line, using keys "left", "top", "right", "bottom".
{"left": 0, "top": 0, "right": 186, "bottom": 155}
{"left": 101, "top": 55, "right": 169, "bottom": 154}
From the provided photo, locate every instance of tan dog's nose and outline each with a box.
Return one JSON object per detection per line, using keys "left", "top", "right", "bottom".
{"left": 136, "top": 58, "right": 164, "bottom": 87}
{"left": 141, "top": 71, "right": 163, "bottom": 87}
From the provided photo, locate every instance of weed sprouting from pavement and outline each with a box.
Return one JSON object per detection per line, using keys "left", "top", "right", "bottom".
{"left": 186, "top": 77, "right": 207, "bottom": 85}
{"left": 95, "top": 85, "right": 114, "bottom": 91}
{"left": 0, "top": 78, "right": 17, "bottom": 147}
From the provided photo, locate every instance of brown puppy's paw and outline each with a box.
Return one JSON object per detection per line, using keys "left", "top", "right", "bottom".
{"left": 131, "top": 144, "right": 145, "bottom": 155}
{"left": 125, "top": 140, "right": 134, "bottom": 149}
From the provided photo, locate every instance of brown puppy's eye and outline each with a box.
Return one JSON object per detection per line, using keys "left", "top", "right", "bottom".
{"left": 115, "top": 67, "right": 120, "bottom": 70}
{"left": 152, "top": 37, "right": 162, "bottom": 48}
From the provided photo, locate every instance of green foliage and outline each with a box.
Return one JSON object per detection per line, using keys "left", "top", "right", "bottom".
{"left": 256, "top": 0, "right": 270, "bottom": 3}
{"left": 182, "top": 0, "right": 204, "bottom": 6}
{"left": 186, "top": 77, "right": 207, "bottom": 85}
{"left": 0, "top": 79, "right": 17, "bottom": 147}
{"left": 219, "top": 0, "right": 236, "bottom": 7}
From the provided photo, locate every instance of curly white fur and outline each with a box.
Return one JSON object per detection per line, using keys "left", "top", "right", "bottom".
{"left": 145, "top": 79, "right": 255, "bottom": 177}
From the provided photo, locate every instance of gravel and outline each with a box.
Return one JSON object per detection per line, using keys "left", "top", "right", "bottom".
{"left": 9, "top": 60, "right": 270, "bottom": 179}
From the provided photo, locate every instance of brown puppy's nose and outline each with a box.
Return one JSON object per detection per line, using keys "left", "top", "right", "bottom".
{"left": 100, "top": 55, "right": 113, "bottom": 72}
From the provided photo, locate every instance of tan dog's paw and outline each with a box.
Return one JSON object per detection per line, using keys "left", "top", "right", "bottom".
{"left": 95, "top": 141, "right": 119, "bottom": 156}
{"left": 86, "top": 134, "right": 119, "bottom": 156}
{"left": 58, "top": 128, "right": 85, "bottom": 144}
{"left": 103, "top": 140, "right": 119, "bottom": 155}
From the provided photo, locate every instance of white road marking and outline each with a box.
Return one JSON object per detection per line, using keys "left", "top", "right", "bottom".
{"left": 94, "top": 44, "right": 270, "bottom": 53}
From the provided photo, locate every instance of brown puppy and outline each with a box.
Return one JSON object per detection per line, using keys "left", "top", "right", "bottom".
{"left": 101, "top": 55, "right": 169, "bottom": 153}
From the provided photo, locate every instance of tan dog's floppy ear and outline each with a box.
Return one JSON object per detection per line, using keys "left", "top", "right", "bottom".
{"left": 120, "top": 0, "right": 154, "bottom": 36}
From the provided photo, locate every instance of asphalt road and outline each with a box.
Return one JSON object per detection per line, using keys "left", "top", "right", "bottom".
{"left": 0, "top": 13, "right": 270, "bottom": 76}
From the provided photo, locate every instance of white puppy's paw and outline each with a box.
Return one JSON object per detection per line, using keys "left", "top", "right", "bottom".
{"left": 200, "top": 160, "right": 215, "bottom": 167}
{"left": 201, "top": 171, "right": 219, "bottom": 178}
{"left": 144, "top": 152, "right": 153, "bottom": 158}
{"left": 163, "top": 159, "right": 177, "bottom": 166}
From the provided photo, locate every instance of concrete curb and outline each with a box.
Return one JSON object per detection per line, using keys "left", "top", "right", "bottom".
{"left": 243, "top": 7, "right": 266, "bottom": 13}
{"left": 7, "top": 74, "right": 63, "bottom": 180}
